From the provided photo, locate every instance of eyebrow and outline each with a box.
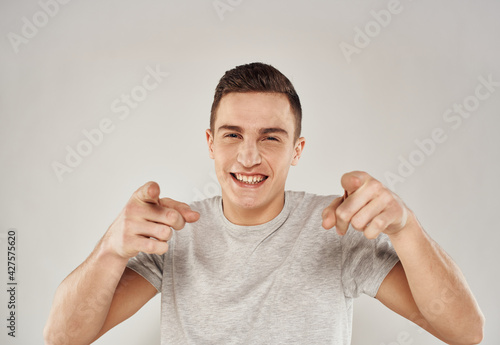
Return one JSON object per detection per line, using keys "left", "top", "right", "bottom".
{"left": 217, "top": 125, "right": 289, "bottom": 137}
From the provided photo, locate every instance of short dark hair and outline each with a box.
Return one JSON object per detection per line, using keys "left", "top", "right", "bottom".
{"left": 210, "top": 62, "right": 302, "bottom": 142}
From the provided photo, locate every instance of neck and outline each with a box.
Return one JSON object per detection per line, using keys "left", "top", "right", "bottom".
{"left": 222, "top": 193, "right": 285, "bottom": 226}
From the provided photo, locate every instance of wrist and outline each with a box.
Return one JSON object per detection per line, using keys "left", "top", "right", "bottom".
{"left": 94, "top": 235, "right": 130, "bottom": 268}
{"left": 387, "top": 209, "right": 422, "bottom": 243}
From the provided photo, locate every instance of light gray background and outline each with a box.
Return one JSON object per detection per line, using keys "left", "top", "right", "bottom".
{"left": 1, "top": 0, "right": 499, "bottom": 344}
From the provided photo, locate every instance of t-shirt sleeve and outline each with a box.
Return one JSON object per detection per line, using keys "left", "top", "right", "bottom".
{"left": 126, "top": 251, "right": 165, "bottom": 293}
{"left": 341, "top": 226, "right": 399, "bottom": 298}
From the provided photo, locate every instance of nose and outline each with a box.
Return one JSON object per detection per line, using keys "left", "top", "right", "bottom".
{"left": 237, "top": 140, "right": 261, "bottom": 168}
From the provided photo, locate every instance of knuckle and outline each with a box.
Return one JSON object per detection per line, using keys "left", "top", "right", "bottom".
{"left": 165, "top": 209, "right": 179, "bottom": 224}
{"left": 350, "top": 216, "right": 365, "bottom": 230}
{"left": 380, "top": 190, "right": 392, "bottom": 202}
{"left": 385, "top": 198, "right": 399, "bottom": 212}
{"left": 371, "top": 217, "right": 386, "bottom": 229}
{"left": 150, "top": 240, "right": 168, "bottom": 255}
{"left": 123, "top": 202, "right": 140, "bottom": 218}
{"left": 143, "top": 240, "right": 156, "bottom": 254}
{"left": 368, "top": 179, "right": 383, "bottom": 192}
{"left": 335, "top": 208, "right": 349, "bottom": 222}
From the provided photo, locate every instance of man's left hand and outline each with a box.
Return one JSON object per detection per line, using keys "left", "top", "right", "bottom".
{"left": 321, "top": 171, "right": 409, "bottom": 239}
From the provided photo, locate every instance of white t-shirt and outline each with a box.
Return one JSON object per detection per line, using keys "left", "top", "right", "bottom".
{"left": 127, "top": 191, "right": 400, "bottom": 344}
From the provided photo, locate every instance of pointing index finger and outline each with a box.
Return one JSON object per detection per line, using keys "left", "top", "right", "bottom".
{"left": 160, "top": 198, "right": 200, "bottom": 224}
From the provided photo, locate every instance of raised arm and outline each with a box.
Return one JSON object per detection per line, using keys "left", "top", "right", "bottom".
{"left": 321, "top": 171, "right": 484, "bottom": 344}
{"left": 376, "top": 213, "right": 484, "bottom": 345}
{"left": 44, "top": 182, "right": 200, "bottom": 345}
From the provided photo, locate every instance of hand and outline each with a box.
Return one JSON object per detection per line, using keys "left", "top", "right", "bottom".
{"left": 321, "top": 171, "right": 408, "bottom": 239}
{"left": 103, "top": 181, "right": 200, "bottom": 260}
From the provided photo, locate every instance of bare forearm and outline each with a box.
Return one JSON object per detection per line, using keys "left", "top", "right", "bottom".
{"left": 44, "top": 238, "right": 128, "bottom": 345}
{"left": 389, "top": 211, "right": 484, "bottom": 344}
{"left": 44, "top": 182, "right": 196, "bottom": 344}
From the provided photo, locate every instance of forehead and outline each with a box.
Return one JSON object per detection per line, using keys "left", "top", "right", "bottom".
{"left": 215, "top": 92, "right": 294, "bottom": 131}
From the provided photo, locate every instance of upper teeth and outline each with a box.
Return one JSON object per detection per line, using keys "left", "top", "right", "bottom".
{"left": 235, "top": 173, "right": 265, "bottom": 184}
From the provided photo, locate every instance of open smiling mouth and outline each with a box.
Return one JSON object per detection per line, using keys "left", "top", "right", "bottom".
{"left": 230, "top": 173, "right": 269, "bottom": 185}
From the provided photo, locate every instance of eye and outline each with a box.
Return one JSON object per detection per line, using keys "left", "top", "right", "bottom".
{"left": 264, "top": 136, "right": 279, "bottom": 142}
{"left": 224, "top": 133, "right": 240, "bottom": 139}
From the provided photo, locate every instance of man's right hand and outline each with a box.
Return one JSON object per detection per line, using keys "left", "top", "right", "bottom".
{"left": 44, "top": 181, "right": 199, "bottom": 345}
{"left": 103, "top": 181, "right": 200, "bottom": 260}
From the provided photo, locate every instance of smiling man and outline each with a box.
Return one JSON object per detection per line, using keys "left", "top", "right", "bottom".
{"left": 208, "top": 91, "right": 305, "bottom": 225}
{"left": 45, "top": 63, "right": 484, "bottom": 345}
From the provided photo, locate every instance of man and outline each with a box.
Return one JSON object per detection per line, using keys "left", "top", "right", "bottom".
{"left": 44, "top": 62, "right": 484, "bottom": 345}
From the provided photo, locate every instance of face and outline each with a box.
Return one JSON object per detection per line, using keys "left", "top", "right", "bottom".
{"left": 206, "top": 92, "right": 305, "bottom": 225}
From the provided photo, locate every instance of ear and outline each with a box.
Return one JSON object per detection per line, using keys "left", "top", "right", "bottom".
{"left": 291, "top": 137, "right": 305, "bottom": 166}
{"left": 206, "top": 129, "right": 215, "bottom": 159}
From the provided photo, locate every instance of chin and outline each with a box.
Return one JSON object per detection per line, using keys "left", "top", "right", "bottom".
{"left": 231, "top": 194, "right": 263, "bottom": 209}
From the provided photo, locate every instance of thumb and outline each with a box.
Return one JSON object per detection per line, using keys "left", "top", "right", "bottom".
{"left": 135, "top": 181, "right": 161, "bottom": 205}
{"left": 340, "top": 171, "right": 368, "bottom": 195}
